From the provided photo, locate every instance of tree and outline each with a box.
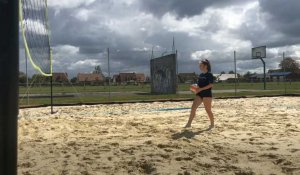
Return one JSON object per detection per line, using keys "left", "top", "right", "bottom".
{"left": 31, "top": 74, "right": 50, "bottom": 84}
{"left": 243, "top": 71, "right": 252, "bottom": 79}
{"left": 228, "top": 70, "right": 235, "bottom": 74}
{"left": 220, "top": 71, "right": 226, "bottom": 74}
{"left": 279, "top": 57, "right": 300, "bottom": 73}
{"left": 19, "top": 71, "right": 26, "bottom": 84}
{"left": 213, "top": 75, "right": 217, "bottom": 82}
{"left": 71, "top": 77, "right": 77, "bottom": 83}
{"left": 93, "top": 65, "right": 104, "bottom": 77}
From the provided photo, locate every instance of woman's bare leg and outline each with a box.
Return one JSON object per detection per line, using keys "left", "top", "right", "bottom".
{"left": 202, "top": 97, "right": 214, "bottom": 128}
{"left": 184, "top": 96, "right": 203, "bottom": 128}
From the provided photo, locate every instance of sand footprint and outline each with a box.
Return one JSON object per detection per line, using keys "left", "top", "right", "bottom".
{"left": 259, "top": 153, "right": 278, "bottom": 159}
{"left": 175, "top": 156, "right": 193, "bottom": 161}
{"left": 266, "top": 146, "right": 279, "bottom": 151}
{"left": 289, "top": 148, "right": 300, "bottom": 153}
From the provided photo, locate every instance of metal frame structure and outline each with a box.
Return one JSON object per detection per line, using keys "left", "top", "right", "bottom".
{"left": 0, "top": 0, "right": 19, "bottom": 174}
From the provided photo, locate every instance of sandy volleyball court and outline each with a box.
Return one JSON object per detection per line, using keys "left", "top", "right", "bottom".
{"left": 18, "top": 97, "right": 300, "bottom": 175}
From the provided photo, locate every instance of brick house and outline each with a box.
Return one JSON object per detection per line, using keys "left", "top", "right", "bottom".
{"left": 52, "top": 73, "right": 69, "bottom": 82}
{"left": 77, "top": 73, "right": 104, "bottom": 85}
{"left": 113, "top": 72, "right": 146, "bottom": 84}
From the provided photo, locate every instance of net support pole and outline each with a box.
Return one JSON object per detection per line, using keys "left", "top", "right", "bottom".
{"left": 51, "top": 75, "right": 54, "bottom": 114}
{"left": 25, "top": 50, "right": 29, "bottom": 105}
{"left": 260, "top": 58, "right": 266, "bottom": 90}
{"left": 50, "top": 48, "right": 54, "bottom": 114}
{"left": 0, "top": 0, "right": 19, "bottom": 175}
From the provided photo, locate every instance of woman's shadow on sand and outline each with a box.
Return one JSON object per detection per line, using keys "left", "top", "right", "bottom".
{"left": 171, "top": 127, "right": 212, "bottom": 140}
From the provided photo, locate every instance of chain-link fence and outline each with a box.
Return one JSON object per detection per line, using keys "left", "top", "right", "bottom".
{"left": 19, "top": 50, "right": 300, "bottom": 107}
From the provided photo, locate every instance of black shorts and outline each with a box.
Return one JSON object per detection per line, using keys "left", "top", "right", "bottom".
{"left": 196, "top": 90, "right": 212, "bottom": 98}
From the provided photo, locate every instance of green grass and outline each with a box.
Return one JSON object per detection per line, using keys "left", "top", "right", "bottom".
{"left": 19, "top": 84, "right": 151, "bottom": 94}
{"left": 20, "top": 82, "right": 300, "bottom": 94}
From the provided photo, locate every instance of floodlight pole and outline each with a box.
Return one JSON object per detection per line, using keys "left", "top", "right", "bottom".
{"left": 283, "top": 52, "right": 287, "bottom": 94}
{"left": 0, "top": 0, "right": 19, "bottom": 175}
{"left": 176, "top": 50, "right": 178, "bottom": 92}
{"left": 260, "top": 58, "right": 266, "bottom": 90}
{"left": 107, "top": 48, "right": 111, "bottom": 101}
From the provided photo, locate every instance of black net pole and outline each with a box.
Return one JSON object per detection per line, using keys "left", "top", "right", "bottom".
{"left": 25, "top": 50, "right": 29, "bottom": 105}
{"left": 51, "top": 75, "right": 54, "bottom": 114}
{"left": 0, "top": 0, "right": 19, "bottom": 175}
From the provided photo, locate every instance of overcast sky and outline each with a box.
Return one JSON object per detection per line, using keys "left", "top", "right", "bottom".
{"left": 19, "top": 0, "right": 300, "bottom": 78}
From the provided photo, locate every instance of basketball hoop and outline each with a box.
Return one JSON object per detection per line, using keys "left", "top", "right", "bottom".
{"left": 252, "top": 46, "right": 267, "bottom": 90}
{"left": 252, "top": 46, "right": 266, "bottom": 59}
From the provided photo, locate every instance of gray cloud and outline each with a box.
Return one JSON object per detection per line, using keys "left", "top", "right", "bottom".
{"left": 19, "top": 0, "right": 300, "bottom": 78}
{"left": 259, "top": 0, "right": 300, "bottom": 37}
{"left": 238, "top": 0, "right": 300, "bottom": 48}
{"left": 138, "top": 0, "right": 254, "bottom": 18}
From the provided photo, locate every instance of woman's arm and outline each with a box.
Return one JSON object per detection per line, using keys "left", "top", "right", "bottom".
{"left": 196, "top": 83, "right": 213, "bottom": 93}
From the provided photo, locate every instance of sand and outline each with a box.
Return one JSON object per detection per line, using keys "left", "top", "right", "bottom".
{"left": 18, "top": 97, "right": 300, "bottom": 175}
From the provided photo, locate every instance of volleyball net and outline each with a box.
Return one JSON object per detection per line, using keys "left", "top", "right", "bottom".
{"left": 19, "top": 0, "right": 52, "bottom": 76}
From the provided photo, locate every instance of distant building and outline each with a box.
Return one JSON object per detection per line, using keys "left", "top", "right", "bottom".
{"left": 120, "top": 73, "right": 136, "bottom": 82}
{"left": 113, "top": 72, "right": 145, "bottom": 84}
{"left": 145, "top": 76, "right": 151, "bottom": 82}
{"left": 52, "top": 73, "right": 69, "bottom": 82}
{"left": 77, "top": 73, "right": 104, "bottom": 85}
{"left": 177, "top": 73, "right": 197, "bottom": 83}
{"left": 250, "top": 73, "right": 271, "bottom": 82}
{"left": 213, "top": 73, "right": 238, "bottom": 82}
{"left": 268, "top": 69, "right": 282, "bottom": 73}
{"left": 136, "top": 73, "right": 146, "bottom": 82}
{"left": 269, "top": 72, "right": 291, "bottom": 82}
{"left": 268, "top": 69, "right": 299, "bottom": 81}
{"left": 112, "top": 75, "right": 120, "bottom": 83}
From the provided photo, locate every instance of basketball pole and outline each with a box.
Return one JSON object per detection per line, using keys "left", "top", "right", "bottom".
{"left": 0, "top": 0, "right": 19, "bottom": 174}
{"left": 260, "top": 58, "right": 266, "bottom": 90}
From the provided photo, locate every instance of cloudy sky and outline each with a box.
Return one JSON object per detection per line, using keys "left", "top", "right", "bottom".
{"left": 19, "top": 0, "right": 300, "bottom": 78}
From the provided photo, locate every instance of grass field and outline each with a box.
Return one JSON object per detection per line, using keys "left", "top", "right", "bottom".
{"left": 19, "top": 82, "right": 300, "bottom": 94}
{"left": 19, "top": 82, "right": 300, "bottom": 107}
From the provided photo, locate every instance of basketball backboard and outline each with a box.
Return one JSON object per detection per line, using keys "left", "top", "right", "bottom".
{"left": 252, "top": 46, "right": 266, "bottom": 59}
